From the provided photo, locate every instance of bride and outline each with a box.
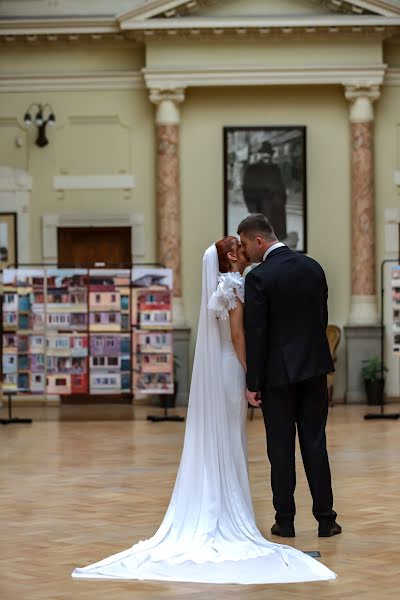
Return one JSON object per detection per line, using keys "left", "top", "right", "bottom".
{"left": 72, "top": 238, "right": 336, "bottom": 584}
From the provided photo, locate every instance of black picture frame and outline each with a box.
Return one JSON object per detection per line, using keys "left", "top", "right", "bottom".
{"left": 223, "top": 126, "right": 307, "bottom": 253}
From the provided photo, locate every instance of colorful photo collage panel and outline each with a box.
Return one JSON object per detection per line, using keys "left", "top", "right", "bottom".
{"left": 392, "top": 267, "right": 400, "bottom": 355}
{"left": 88, "top": 269, "right": 131, "bottom": 395}
{"left": 131, "top": 268, "right": 174, "bottom": 395}
{"left": 1, "top": 267, "right": 173, "bottom": 396}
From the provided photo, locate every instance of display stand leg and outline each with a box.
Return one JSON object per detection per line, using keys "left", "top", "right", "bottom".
{"left": 147, "top": 397, "right": 184, "bottom": 422}
{"left": 364, "top": 403, "right": 399, "bottom": 420}
{"left": 0, "top": 393, "right": 33, "bottom": 425}
{"left": 364, "top": 259, "right": 400, "bottom": 421}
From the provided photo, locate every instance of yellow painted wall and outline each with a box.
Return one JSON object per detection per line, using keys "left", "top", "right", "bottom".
{"left": 3, "top": 91, "right": 156, "bottom": 264}
{"left": 180, "top": 85, "right": 350, "bottom": 399}
{"left": 146, "top": 39, "right": 383, "bottom": 68}
{"left": 375, "top": 84, "right": 400, "bottom": 262}
{"left": 0, "top": 44, "right": 144, "bottom": 73}
{"left": 195, "top": 0, "right": 333, "bottom": 16}
{"left": 383, "top": 41, "right": 400, "bottom": 67}
{"left": 2, "top": 33, "right": 397, "bottom": 401}
{"left": 374, "top": 80, "right": 400, "bottom": 395}
{"left": 0, "top": 47, "right": 156, "bottom": 263}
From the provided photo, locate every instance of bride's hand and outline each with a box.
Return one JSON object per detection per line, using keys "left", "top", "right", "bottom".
{"left": 246, "top": 389, "right": 262, "bottom": 407}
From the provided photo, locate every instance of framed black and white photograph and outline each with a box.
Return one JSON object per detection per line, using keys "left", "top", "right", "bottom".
{"left": 224, "top": 126, "right": 307, "bottom": 252}
{"left": 0, "top": 212, "right": 18, "bottom": 270}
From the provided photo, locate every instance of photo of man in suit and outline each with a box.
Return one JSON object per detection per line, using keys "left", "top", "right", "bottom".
{"left": 242, "top": 141, "right": 287, "bottom": 241}
{"left": 225, "top": 127, "right": 306, "bottom": 251}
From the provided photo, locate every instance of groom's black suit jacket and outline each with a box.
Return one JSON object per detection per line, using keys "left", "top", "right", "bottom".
{"left": 245, "top": 246, "right": 334, "bottom": 392}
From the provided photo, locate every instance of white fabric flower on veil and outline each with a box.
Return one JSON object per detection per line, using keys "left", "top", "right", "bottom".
{"left": 208, "top": 271, "right": 244, "bottom": 320}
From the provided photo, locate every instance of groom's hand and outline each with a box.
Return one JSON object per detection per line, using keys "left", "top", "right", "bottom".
{"left": 246, "top": 389, "right": 262, "bottom": 407}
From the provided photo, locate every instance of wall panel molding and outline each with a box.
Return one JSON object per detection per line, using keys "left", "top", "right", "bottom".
{"left": 53, "top": 175, "right": 136, "bottom": 190}
{"left": 0, "top": 166, "right": 31, "bottom": 265}
{"left": 42, "top": 212, "right": 145, "bottom": 263}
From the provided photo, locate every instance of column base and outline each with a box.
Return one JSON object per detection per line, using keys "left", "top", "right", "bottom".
{"left": 344, "top": 324, "right": 382, "bottom": 403}
{"left": 348, "top": 294, "right": 379, "bottom": 326}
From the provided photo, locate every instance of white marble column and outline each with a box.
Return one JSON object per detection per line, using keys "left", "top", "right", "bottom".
{"left": 345, "top": 84, "right": 380, "bottom": 325}
{"left": 149, "top": 88, "right": 185, "bottom": 326}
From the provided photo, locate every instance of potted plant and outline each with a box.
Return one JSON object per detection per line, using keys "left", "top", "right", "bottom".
{"left": 361, "top": 357, "right": 388, "bottom": 406}
{"left": 160, "top": 355, "right": 181, "bottom": 409}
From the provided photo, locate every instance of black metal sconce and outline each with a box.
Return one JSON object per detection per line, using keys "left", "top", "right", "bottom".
{"left": 23, "top": 103, "right": 56, "bottom": 147}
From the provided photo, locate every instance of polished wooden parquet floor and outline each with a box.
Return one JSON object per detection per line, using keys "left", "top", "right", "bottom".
{"left": 1, "top": 403, "right": 399, "bottom": 600}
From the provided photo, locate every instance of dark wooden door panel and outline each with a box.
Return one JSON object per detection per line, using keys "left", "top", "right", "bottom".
{"left": 57, "top": 227, "right": 131, "bottom": 267}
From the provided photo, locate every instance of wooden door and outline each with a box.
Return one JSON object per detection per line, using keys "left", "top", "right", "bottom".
{"left": 57, "top": 227, "right": 131, "bottom": 267}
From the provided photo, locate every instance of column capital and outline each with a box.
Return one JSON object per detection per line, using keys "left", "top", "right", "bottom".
{"left": 149, "top": 87, "right": 185, "bottom": 124}
{"left": 344, "top": 84, "right": 381, "bottom": 122}
{"left": 149, "top": 87, "right": 185, "bottom": 105}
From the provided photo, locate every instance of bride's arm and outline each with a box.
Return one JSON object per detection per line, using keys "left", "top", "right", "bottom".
{"left": 229, "top": 300, "right": 246, "bottom": 371}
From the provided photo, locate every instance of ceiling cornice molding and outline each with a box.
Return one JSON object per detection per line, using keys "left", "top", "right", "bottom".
{"left": 117, "top": 0, "right": 400, "bottom": 21}
{"left": 345, "top": 1, "right": 400, "bottom": 16}
{"left": 0, "top": 70, "right": 145, "bottom": 92}
{"left": 385, "top": 67, "right": 400, "bottom": 84}
{"left": 143, "top": 64, "right": 387, "bottom": 88}
{"left": 120, "top": 15, "right": 400, "bottom": 29}
{"left": 0, "top": 17, "right": 118, "bottom": 36}
{"left": 117, "top": 0, "right": 208, "bottom": 21}
{"left": 2, "top": 7, "right": 400, "bottom": 41}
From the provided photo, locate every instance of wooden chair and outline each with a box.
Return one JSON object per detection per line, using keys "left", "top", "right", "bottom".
{"left": 326, "top": 324, "right": 341, "bottom": 406}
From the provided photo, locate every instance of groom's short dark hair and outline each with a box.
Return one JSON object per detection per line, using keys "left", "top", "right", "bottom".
{"left": 237, "top": 214, "right": 277, "bottom": 241}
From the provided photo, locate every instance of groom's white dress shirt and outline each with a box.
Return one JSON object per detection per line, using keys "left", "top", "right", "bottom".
{"left": 263, "top": 242, "right": 285, "bottom": 262}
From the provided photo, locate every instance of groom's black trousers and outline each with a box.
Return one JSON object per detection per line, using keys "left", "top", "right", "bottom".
{"left": 261, "top": 374, "right": 337, "bottom": 526}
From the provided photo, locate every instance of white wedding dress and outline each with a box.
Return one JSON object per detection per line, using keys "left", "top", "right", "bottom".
{"left": 72, "top": 245, "right": 336, "bottom": 584}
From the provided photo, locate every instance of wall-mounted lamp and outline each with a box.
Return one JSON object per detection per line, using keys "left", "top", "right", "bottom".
{"left": 23, "top": 103, "right": 56, "bottom": 147}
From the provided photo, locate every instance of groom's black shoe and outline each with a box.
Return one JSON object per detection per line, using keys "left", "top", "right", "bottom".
{"left": 318, "top": 522, "right": 342, "bottom": 537}
{"left": 271, "top": 522, "right": 295, "bottom": 538}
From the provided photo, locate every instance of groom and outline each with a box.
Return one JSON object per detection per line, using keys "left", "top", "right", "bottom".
{"left": 238, "top": 214, "right": 341, "bottom": 538}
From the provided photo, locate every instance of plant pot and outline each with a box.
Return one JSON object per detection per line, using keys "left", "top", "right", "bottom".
{"left": 159, "top": 381, "right": 178, "bottom": 409}
{"left": 365, "top": 379, "right": 385, "bottom": 406}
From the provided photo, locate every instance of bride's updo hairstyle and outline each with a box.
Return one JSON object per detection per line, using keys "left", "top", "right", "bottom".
{"left": 215, "top": 236, "right": 239, "bottom": 273}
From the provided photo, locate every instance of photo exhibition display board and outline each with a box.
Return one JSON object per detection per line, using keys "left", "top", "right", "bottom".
{"left": 392, "top": 266, "right": 400, "bottom": 355}
{"left": 1, "top": 267, "right": 173, "bottom": 397}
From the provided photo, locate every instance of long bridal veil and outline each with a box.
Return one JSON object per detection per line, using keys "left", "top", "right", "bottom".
{"left": 72, "top": 245, "right": 336, "bottom": 584}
